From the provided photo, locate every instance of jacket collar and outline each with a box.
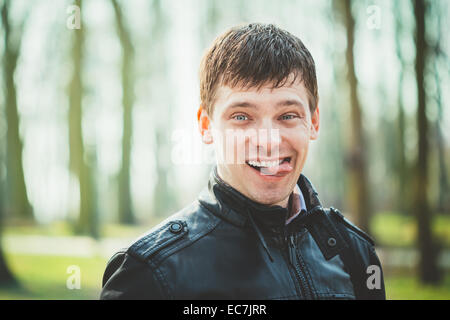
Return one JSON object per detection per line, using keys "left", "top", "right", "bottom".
{"left": 198, "top": 166, "right": 322, "bottom": 234}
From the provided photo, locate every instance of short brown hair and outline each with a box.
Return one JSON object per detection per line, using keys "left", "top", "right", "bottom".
{"left": 199, "top": 23, "right": 318, "bottom": 117}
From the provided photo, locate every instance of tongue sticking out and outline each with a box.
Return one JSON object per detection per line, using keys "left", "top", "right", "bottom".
{"left": 259, "top": 161, "right": 293, "bottom": 176}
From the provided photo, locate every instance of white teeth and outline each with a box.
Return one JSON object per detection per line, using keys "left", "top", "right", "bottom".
{"left": 247, "top": 159, "right": 284, "bottom": 168}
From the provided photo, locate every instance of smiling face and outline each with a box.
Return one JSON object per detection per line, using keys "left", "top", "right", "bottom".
{"left": 198, "top": 78, "right": 319, "bottom": 208}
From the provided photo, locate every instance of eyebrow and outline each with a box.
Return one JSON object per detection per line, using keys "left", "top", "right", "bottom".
{"left": 227, "top": 101, "right": 256, "bottom": 109}
{"left": 227, "top": 99, "right": 306, "bottom": 110}
{"left": 275, "top": 99, "right": 306, "bottom": 110}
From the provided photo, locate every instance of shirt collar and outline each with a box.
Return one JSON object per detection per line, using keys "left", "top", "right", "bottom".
{"left": 285, "top": 184, "right": 307, "bottom": 225}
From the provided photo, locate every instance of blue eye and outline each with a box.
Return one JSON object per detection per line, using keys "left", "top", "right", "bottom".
{"left": 281, "top": 114, "right": 296, "bottom": 120}
{"left": 233, "top": 114, "right": 248, "bottom": 121}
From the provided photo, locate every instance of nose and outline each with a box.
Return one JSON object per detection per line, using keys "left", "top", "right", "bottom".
{"left": 249, "top": 119, "right": 281, "bottom": 158}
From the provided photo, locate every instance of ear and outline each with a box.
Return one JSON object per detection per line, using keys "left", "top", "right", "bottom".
{"left": 197, "top": 106, "right": 213, "bottom": 144}
{"left": 310, "top": 104, "right": 320, "bottom": 140}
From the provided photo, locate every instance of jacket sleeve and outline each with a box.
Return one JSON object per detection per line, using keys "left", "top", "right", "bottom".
{"left": 344, "top": 229, "right": 386, "bottom": 300}
{"left": 100, "top": 250, "right": 167, "bottom": 300}
{"left": 365, "top": 244, "right": 386, "bottom": 300}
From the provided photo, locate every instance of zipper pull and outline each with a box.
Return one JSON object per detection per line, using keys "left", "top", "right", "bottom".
{"left": 288, "top": 234, "right": 297, "bottom": 266}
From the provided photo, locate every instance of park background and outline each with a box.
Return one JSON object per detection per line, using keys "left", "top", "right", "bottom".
{"left": 1, "top": 0, "right": 449, "bottom": 299}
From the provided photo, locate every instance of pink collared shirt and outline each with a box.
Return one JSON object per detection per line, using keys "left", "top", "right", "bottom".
{"left": 285, "top": 184, "right": 307, "bottom": 225}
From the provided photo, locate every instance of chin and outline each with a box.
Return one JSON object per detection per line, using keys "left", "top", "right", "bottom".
{"left": 220, "top": 164, "right": 294, "bottom": 206}
{"left": 246, "top": 187, "right": 290, "bottom": 207}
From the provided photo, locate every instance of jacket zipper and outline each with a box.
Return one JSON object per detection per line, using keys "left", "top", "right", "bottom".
{"left": 286, "top": 233, "right": 314, "bottom": 300}
{"left": 281, "top": 234, "right": 302, "bottom": 298}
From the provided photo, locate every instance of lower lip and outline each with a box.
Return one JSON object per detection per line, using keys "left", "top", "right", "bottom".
{"left": 246, "top": 161, "right": 293, "bottom": 180}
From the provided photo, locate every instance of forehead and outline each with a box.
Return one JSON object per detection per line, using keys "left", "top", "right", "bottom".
{"left": 213, "top": 78, "right": 309, "bottom": 115}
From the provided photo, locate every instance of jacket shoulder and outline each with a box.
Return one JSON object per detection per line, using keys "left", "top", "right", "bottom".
{"left": 325, "top": 207, "right": 385, "bottom": 300}
{"left": 101, "top": 249, "right": 167, "bottom": 299}
{"left": 127, "top": 200, "right": 221, "bottom": 264}
{"left": 128, "top": 218, "right": 188, "bottom": 262}
{"left": 326, "top": 207, "right": 375, "bottom": 246}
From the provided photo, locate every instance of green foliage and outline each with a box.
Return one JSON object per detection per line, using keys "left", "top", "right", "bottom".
{"left": 4, "top": 220, "right": 164, "bottom": 238}
{"left": 372, "top": 212, "right": 450, "bottom": 248}
{"left": 3, "top": 221, "right": 75, "bottom": 237}
{"left": 433, "top": 215, "right": 450, "bottom": 246}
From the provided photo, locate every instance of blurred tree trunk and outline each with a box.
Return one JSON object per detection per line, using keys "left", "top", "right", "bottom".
{"left": 326, "top": 5, "right": 347, "bottom": 210}
{"left": 197, "top": 0, "right": 221, "bottom": 183}
{"left": 413, "top": 0, "right": 441, "bottom": 284}
{"left": 339, "top": 0, "right": 371, "bottom": 233}
{"left": 1, "top": 0, "right": 33, "bottom": 221}
{"left": 430, "top": 2, "right": 449, "bottom": 214}
{"left": 393, "top": 0, "right": 408, "bottom": 214}
{"left": 0, "top": 129, "right": 18, "bottom": 286}
{"left": 433, "top": 77, "right": 449, "bottom": 213}
{"left": 67, "top": 0, "right": 97, "bottom": 236}
{"left": 150, "top": 0, "right": 178, "bottom": 218}
{"left": 0, "top": 247, "right": 16, "bottom": 286}
{"left": 0, "top": 178, "right": 17, "bottom": 286}
{"left": 112, "top": 0, "right": 135, "bottom": 224}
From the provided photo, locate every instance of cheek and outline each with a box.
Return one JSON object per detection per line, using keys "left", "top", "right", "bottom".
{"left": 285, "top": 128, "right": 310, "bottom": 154}
{"left": 210, "top": 129, "right": 226, "bottom": 162}
{"left": 298, "top": 118, "right": 312, "bottom": 131}
{"left": 212, "top": 129, "right": 249, "bottom": 164}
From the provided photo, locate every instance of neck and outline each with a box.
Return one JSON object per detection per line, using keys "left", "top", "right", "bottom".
{"left": 270, "top": 195, "right": 290, "bottom": 209}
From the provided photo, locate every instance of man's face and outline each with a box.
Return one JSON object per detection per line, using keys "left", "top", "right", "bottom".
{"left": 198, "top": 77, "right": 319, "bottom": 208}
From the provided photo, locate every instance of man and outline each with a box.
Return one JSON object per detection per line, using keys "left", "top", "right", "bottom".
{"left": 100, "top": 23, "right": 385, "bottom": 300}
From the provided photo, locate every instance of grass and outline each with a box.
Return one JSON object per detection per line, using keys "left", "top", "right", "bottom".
{"left": 371, "top": 212, "right": 450, "bottom": 248}
{"left": 1, "top": 252, "right": 450, "bottom": 300}
{"left": 385, "top": 273, "right": 450, "bottom": 300}
{"left": 0, "top": 253, "right": 107, "bottom": 299}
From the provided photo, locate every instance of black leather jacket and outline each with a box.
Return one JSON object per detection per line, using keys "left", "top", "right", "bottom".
{"left": 101, "top": 168, "right": 385, "bottom": 300}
